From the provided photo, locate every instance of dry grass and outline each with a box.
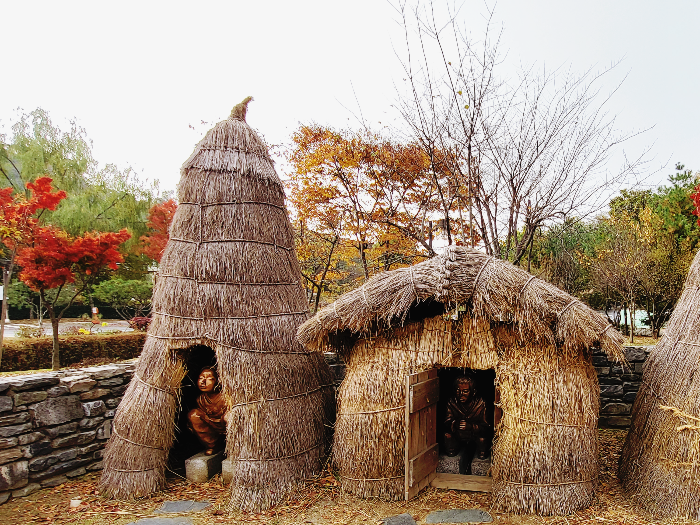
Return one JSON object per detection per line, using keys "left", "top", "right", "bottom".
{"left": 620, "top": 248, "right": 700, "bottom": 519}
{"left": 622, "top": 335, "right": 658, "bottom": 346}
{"left": 297, "top": 247, "right": 624, "bottom": 515}
{"left": 100, "top": 97, "right": 335, "bottom": 512}
{"left": 4, "top": 430, "right": 697, "bottom": 525}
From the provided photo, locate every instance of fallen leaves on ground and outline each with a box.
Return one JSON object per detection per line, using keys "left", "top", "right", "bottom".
{"left": 0, "top": 430, "right": 696, "bottom": 525}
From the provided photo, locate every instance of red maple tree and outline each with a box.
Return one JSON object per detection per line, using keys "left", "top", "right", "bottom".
{"left": 0, "top": 177, "right": 67, "bottom": 366}
{"left": 139, "top": 199, "right": 177, "bottom": 263}
{"left": 17, "top": 226, "right": 131, "bottom": 370}
{"left": 691, "top": 183, "right": 700, "bottom": 227}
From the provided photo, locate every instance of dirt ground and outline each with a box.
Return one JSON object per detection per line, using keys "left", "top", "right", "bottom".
{"left": 0, "top": 429, "right": 694, "bottom": 525}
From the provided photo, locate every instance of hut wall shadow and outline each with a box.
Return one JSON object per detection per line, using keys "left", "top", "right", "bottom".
{"left": 168, "top": 345, "right": 218, "bottom": 475}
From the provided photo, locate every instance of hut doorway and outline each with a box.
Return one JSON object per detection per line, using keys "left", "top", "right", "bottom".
{"left": 404, "top": 367, "right": 497, "bottom": 500}
{"left": 168, "top": 345, "right": 219, "bottom": 475}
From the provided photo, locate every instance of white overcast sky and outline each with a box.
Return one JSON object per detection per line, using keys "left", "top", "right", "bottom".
{"left": 2, "top": 0, "right": 699, "bottom": 196}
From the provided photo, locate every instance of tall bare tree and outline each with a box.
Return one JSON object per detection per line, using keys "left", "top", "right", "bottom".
{"left": 393, "top": 0, "right": 649, "bottom": 262}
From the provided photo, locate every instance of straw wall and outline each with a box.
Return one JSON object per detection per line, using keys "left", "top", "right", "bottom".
{"left": 492, "top": 330, "right": 600, "bottom": 515}
{"left": 101, "top": 99, "right": 335, "bottom": 511}
{"left": 334, "top": 316, "right": 452, "bottom": 499}
{"left": 619, "top": 248, "right": 700, "bottom": 519}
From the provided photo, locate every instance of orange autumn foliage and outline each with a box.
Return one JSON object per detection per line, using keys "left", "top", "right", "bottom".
{"left": 139, "top": 198, "right": 177, "bottom": 263}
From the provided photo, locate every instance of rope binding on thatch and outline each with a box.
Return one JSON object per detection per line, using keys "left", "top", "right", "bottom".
{"left": 500, "top": 410, "right": 591, "bottom": 428}
{"left": 168, "top": 237, "right": 294, "bottom": 250}
{"left": 338, "top": 405, "right": 406, "bottom": 415}
{"left": 597, "top": 324, "right": 614, "bottom": 339}
{"left": 557, "top": 300, "right": 578, "bottom": 318}
{"left": 179, "top": 200, "right": 287, "bottom": 210}
{"left": 158, "top": 274, "right": 300, "bottom": 286}
{"left": 112, "top": 428, "right": 167, "bottom": 450}
{"left": 236, "top": 441, "right": 323, "bottom": 461}
{"left": 471, "top": 257, "right": 492, "bottom": 296}
{"left": 499, "top": 479, "right": 595, "bottom": 487}
{"left": 134, "top": 374, "right": 175, "bottom": 397}
{"left": 151, "top": 311, "right": 307, "bottom": 320}
{"left": 518, "top": 275, "right": 536, "bottom": 299}
{"left": 228, "top": 383, "right": 335, "bottom": 409}
{"left": 111, "top": 467, "right": 158, "bottom": 473}
{"left": 408, "top": 266, "right": 419, "bottom": 301}
{"left": 342, "top": 474, "right": 404, "bottom": 481}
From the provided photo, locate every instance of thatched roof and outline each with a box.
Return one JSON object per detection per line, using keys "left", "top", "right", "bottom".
{"left": 101, "top": 98, "right": 334, "bottom": 512}
{"left": 619, "top": 247, "right": 700, "bottom": 518}
{"left": 298, "top": 246, "right": 624, "bottom": 361}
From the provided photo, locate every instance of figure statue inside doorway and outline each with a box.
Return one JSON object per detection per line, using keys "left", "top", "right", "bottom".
{"left": 187, "top": 366, "right": 228, "bottom": 455}
{"left": 443, "top": 374, "right": 492, "bottom": 459}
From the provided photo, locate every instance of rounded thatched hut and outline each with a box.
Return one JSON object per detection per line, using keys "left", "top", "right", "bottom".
{"left": 619, "top": 248, "right": 700, "bottom": 518}
{"left": 100, "top": 98, "right": 335, "bottom": 511}
{"left": 297, "top": 247, "right": 624, "bottom": 515}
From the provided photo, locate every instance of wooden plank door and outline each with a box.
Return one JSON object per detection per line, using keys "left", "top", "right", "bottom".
{"left": 405, "top": 369, "right": 439, "bottom": 500}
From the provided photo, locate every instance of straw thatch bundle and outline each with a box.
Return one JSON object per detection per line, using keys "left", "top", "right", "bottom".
{"left": 619, "top": 248, "right": 700, "bottom": 518}
{"left": 101, "top": 97, "right": 335, "bottom": 511}
{"left": 297, "top": 246, "right": 623, "bottom": 515}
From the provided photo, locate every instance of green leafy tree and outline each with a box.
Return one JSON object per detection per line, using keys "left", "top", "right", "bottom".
{"left": 648, "top": 163, "right": 700, "bottom": 249}
{"left": 0, "top": 108, "right": 93, "bottom": 194}
{"left": 92, "top": 278, "right": 153, "bottom": 319}
{"left": 1, "top": 108, "right": 167, "bottom": 282}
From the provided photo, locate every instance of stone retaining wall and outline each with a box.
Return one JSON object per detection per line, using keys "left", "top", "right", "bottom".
{"left": 0, "top": 362, "right": 134, "bottom": 506}
{"left": 595, "top": 345, "right": 651, "bottom": 428}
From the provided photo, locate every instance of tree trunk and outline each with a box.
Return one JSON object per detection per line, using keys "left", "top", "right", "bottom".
{"left": 630, "top": 299, "right": 635, "bottom": 344}
{"left": 46, "top": 298, "right": 60, "bottom": 371}
{"left": 0, "top": 251, "right": 16, "bottom": 369}
{"left": 0, "top": 265, "right": 8, "bottom": 368}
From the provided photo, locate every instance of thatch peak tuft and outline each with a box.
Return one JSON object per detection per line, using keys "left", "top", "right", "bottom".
{"left": 230, "top": 96, "right": 254, "bottom": 121}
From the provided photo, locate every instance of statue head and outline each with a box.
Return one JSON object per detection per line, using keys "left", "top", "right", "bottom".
{"left": 197, "top": 366, "right": 219, "bottom": 394}
{"left": 453, "top": 375, "right": 476, "bottom": 404}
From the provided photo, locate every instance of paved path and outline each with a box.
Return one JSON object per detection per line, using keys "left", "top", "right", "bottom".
{"left": 1, "top": 319, "right": 134, "bottom": 338}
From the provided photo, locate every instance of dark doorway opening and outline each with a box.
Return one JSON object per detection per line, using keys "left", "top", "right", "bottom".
{"left": 436, "top": 367, "right": 496, "bottom": 475}
{"left": 168, "top": 345, "right": 218, "bottom": 475}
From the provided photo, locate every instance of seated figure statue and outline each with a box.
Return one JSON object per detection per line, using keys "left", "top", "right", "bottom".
{"left": 443, "top": 374, "right": 492, "bottom": 459}
{"left": 187, "top": 366, "right": 228, "bottom": 455}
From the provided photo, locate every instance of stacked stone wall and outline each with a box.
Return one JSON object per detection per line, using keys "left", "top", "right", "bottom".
{"left": 0, "top": 362, "right": 133, "bottom": 505}
{"left": 594, "top": 345, "right": 651, "bottom": 428}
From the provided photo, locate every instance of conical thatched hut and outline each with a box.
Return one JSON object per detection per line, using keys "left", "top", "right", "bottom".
{"left": 100, "top": 98, "right": 335, "bottom": 511}
{"left": 619, "top": 248, "right": 700, "bottom": 518}
{"left": 297, "top": 247, "right": 624, "bottom": 515}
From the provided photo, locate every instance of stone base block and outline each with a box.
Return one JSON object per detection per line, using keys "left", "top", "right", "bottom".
{"left": 436, "top": 448, "right": 467, "bottom": 474}
{"left": 184, "top": 451, "right": 224, "bottom": 483}
{"left": 221, "top": 458, "right": 232, "bottom": 485}
{"left": 471, "top": 456, "right": 491, "bottom": 476}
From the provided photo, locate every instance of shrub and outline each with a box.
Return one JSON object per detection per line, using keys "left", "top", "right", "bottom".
{"left": 60, "top": 325, "right": 82, "bottom": 335}
{"left": 16, "top": 325, "right": 46, "bottom": 338}
{"left": 128, "top": 317, "right": 152, "bottom": 332}
{"left": 0, "top": 332, "right": 146, "bottom": 372}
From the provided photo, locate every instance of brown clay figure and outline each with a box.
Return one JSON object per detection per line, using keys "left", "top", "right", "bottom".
{"left": 187, "top": 367, "right": 228, "bottom": 455}
{"left": 443, "top": 375, "right": 493, "bottom": 459}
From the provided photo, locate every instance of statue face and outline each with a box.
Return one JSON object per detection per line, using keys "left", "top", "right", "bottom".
{"left": 198, "top": 369, "right": 217, "bottom": 393}
{"left": 455, "top": 380, "right": 474, "bottom": 404}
